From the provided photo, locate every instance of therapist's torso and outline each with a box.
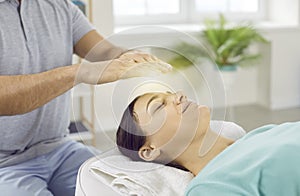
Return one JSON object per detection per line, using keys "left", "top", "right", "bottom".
{"left": 0, "top": 0, "right": 93, "bottom": 167}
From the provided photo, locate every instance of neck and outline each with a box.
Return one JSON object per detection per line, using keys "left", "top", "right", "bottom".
{"left": 176, "top": 127, "right": 234, "bottom": 176}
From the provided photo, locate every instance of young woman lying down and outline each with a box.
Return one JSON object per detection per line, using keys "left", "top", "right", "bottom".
{"left": 116, "top": 91, "right": 300, "bottom": 196}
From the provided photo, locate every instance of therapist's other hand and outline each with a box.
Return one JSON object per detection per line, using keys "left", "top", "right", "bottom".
{"left": 76, "top": 50, "right": 173, "bottom": 85}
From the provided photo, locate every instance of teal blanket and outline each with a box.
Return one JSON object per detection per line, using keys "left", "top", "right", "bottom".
{"left": 186, "top": 122, "right": 300, "bottom": 196}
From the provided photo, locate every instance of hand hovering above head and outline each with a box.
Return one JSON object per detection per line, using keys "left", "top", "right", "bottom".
{"left": 76, "top": 50, "right": 173, "bottom": 85}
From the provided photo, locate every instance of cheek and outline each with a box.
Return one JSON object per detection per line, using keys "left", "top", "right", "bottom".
{"left": 153, "top": 112, "right": 199, "bottom": 161}
{"left": 151, "top": 121, "right": 181, "bottom": 148}
{"left": 163, "top": 115, "right": 181, "bottom": 138}
{"left": 163, "top": 109, "right": 182, "bottom": 136}
{"left": 146, "top": 110, "right": 181, "bottom": 146}
{"left": 140, "top": 108, "right": 176, "bottom": 136}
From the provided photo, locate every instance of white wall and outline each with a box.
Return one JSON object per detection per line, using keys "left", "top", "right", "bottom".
{"left": 267, "top": 0, "right": 299, "bottom": 25}
{"left": 91, "top": 0, "right": 114, "bottom": 36}
{"left": 264, "top": 29, "right": 300, "bottom": 109}
{"left": 256, "top": 42, "right": 271, "bottom": 108}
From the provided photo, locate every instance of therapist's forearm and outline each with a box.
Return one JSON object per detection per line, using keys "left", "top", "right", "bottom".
{"left": 84, "top": 39, "right": 125, "bottom": 62}
{"left": 0, "top": 64, "right": 79, "bottom": 116}
{"left": 74, "top": 30, "right": 126, "bottom": 62}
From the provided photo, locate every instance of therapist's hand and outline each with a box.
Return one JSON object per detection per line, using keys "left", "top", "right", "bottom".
{"left": 76, "top": 50, "right": 173, "bottom": 85}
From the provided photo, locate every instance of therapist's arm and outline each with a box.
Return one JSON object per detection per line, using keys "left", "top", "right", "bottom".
{"left": 0, "top": 49, "right": 169, "bottom": 116}
{"left": 0, "top": 65, "right": 79, "bottom": 116}
{"left": 0, "top": 58, "right": 133, "bottom": 116}
{"left": 74, "top": 30, "right": 125, "bottom": 61}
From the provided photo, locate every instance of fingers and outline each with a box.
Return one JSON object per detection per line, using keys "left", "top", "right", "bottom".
{"left": 150, "top": 55, "right": 159, "bottom": 61}
{"left": 116, "top": 50, "right": 173, "bottom": 80}
{"left": 119, "top": 61, "right": 173, "bottom": 79}
{"left": 119, "top": 50, "right": 160, "bottom": 64}
{"left": 151, "top": 61, "right": 173, "bottom": 73}
{"left": 127, "top": 54, "right": 150, "bottom": 63}
{"left": 132, "top": 55, "right": 148, "bottom": 63}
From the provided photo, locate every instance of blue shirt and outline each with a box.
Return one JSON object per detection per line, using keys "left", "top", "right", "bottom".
{"left": 0, "top": 0, "right": 94, "bottom": 167}
{"left": 186, "top": 122, "right": 300, "bottom": 196}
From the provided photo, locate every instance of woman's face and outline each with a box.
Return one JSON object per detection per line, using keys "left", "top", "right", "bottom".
{"left": 133, "top": 91, "right": 210, "bottom": 151}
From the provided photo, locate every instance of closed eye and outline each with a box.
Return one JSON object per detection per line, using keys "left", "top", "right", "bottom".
{"left": 179, "top": 95, "right": 184, "bottom": 102}
{"left": 153, "top": 100, "right": 166, "bottom": 113}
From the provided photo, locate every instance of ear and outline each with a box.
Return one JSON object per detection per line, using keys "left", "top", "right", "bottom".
{"left": 138, "top": 145, "right": 161, "bottom": 161}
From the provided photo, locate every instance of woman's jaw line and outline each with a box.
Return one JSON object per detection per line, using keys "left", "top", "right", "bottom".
{"left": 171, "top": 116, "right": 210, "bottom": 173}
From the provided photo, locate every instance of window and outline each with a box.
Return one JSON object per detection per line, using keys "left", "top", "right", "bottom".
{"left": 113, "top": 0, "right": 184, "bottom": 25}
{"left": 190, "top": 0, "right": 265, "bottom": 23}
{"left": 113, "top": 0, "right": 266, "bottom": 26}
{"left": 113, "top": 0, "right": 180, "bottom": 15}
{"left": 194, "top": 0, "right": 259, "bottom": 13}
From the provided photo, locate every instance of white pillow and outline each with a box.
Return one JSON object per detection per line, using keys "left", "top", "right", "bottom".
{"left": 210, "top": 120, "right": 246, "bottom": 141}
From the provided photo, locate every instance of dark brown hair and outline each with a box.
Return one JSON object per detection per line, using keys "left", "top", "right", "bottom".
{"left": 116, "top": 95, "right": 188, "bottom": 171}
{"left": 116, "top": 96, "right": 146, "bottom": 161}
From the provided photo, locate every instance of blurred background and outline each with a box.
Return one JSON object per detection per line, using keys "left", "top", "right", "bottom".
{"left": 70, "top": 0, "right": 300, "bottom": 150}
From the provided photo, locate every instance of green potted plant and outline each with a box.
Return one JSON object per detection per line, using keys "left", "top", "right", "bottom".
{"left": 169, "top": 14, "right": 268, "bottom": 71}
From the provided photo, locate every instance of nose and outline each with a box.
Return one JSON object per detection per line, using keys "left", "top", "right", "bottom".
{"left": 174, "top": 91, "right": 187, "bottom": 104}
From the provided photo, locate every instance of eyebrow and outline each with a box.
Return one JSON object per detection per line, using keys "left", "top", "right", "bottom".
{"left": 146, "top": 95, "right": 159, "bottom": 112}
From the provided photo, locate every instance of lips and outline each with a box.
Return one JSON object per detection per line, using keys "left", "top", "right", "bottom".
{"left": 182, "top": 102, "right": 192, "bottom": 113}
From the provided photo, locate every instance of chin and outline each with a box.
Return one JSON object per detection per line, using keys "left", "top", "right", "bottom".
{"left": 197, "top": 105, "right": 211, "bottom": 127}
{"left": 183, "top": 103, "right": 210, "bottom": 124}
{"left": 198, "top": 105, "right": 210, "bottom": 116}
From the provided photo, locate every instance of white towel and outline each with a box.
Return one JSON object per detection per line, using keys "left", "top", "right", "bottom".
{"left": 89, "top": 148, "right": 194, "bottom": 196}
